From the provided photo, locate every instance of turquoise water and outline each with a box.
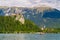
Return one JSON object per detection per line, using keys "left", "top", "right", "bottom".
{"left": 0, "top": 33, "right": 60, "bottom": 40}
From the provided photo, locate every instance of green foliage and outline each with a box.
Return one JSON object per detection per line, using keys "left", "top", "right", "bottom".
{"left": 0, "top": 16, "right": 40, "bottom": 33}
{"left": 41, "top": 28, "right": 60, "bottom": 33}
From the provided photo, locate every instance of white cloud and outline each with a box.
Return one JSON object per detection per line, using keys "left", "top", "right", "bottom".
{"left": 0, "top": 0, "right": 60, "bottom": 10}
{"left": 0, "top": 0, "right": 32, "bottom": 7}
{"left": 29, "top": 0, "right": 41, "bottom": 4}
{"left": 40, "top": 0, "right": 60, "bottom": 10}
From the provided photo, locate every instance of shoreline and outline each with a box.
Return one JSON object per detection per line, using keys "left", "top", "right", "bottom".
{"left": 0, "top": 32, "right": 59, "bottom": 34}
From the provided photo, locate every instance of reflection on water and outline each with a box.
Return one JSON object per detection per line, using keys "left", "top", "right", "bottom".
{"left": 0, "top": 33, "right": 60, "bottom": 40}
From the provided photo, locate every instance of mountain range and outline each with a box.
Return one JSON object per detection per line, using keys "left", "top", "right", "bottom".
{"left": 0, "top": 6, "right": 60, "bottom": 28}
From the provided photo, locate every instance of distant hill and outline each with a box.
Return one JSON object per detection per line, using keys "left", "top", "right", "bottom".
{"left": 0, "top": 6, "right": 60, "bottom": 28}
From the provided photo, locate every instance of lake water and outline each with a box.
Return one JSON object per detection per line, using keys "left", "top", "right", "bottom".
{"left": 0, "top": 33, "right": 60, "bottom": 40}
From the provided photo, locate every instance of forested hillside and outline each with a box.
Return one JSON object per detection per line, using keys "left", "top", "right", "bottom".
{"left": 0, "top": 16, "right": 40, "bottom": 33}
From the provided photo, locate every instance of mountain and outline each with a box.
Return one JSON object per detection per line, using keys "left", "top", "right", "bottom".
{"left": 0, "top": 16, "right": 40, "bottom": 33}
{"left": 43, "top": 9, "right": 60, "bottom": 18}
{"left": 0, "top": 6, "right": 60, "bottom": 28}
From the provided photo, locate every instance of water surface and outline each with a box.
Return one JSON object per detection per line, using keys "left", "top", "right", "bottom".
{"left": 0, "top": 33, "right": 60, "bottom": 40}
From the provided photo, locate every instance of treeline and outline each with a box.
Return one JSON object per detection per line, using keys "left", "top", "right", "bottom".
{"left": 0, "top": 16, "right": 40, "bottom": 33}
{"left": 40, "top": 28, "right": 60, "bottom": 33}
{"left": 0, "top": 16, "right": 60, "bottom": 33}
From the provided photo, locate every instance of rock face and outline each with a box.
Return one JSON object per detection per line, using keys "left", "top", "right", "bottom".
{"left": 15, "top": 14, "right": 25, "bottom": 24}
{"left": 4, "top": 7, "right": 25, "bottom": 24}
{"left": 10, "top": 13, "right": 25, "bottom": 24}
{"left": 9, "top": 13, "right": 25, "bottom": 24}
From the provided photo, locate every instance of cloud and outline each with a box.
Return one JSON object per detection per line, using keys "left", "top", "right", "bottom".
{"left": 0, "top": 0, "right": 60, "bottom": 10}
{"left": 40, "top": 0, "right": 60, "bottom": 10}
{"left": 29, "top": 0, "right": 41, "bottom": 4}
{"left": 0, "top": 0, "right": 32, "bottom": 7}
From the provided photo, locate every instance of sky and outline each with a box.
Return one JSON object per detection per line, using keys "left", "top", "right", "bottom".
{"left": 0, "top": 0, "right": 60, "bottom": 10}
